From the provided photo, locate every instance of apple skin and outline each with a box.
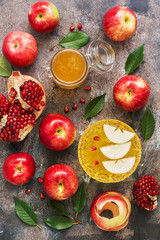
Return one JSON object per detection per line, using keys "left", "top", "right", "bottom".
{"left": 3, "top": 152, "right": 35, "bottom": 185}
{"left": 90, "top": 191, "right": 131, "bottom": 231}
{"left": 28, "top": 1, "right": 59, "bottom": 33}
{"left": 103, "top": 6, "right": 137, "bottom": 41}
{"left": 113, "top": 75, "right": 150, "bottom": 111}
{"left": 43, "top": 164, "right": 78, "bottom": 200}
{"left": 39, "top": 113, "right": 76, "bottom": 151}
{"left": 2, "top": 31, "right": 38, "bottom": 68}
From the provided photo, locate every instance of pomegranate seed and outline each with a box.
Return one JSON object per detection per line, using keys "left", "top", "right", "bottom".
{"left": 70, "top": 25, "right": 75, "bottom": 31}
{"left": 64, "top": 106, "right": 69, "bottom": 113}
{"left": 72, "top": 104, "right": 77, "bottom": 110}
{"left": 80, "top": 98, "right": 85, "bottom": 103}
{"left": 91, "top": 146, "right": 97, "bottom": 151}
{"left": 37, "top": 177, "right": 43, "bottom": 183}
{"left": 25, "top": 189, "right": 31, "bottom": 195}
{"left": 93, "top": 161, "right": 99, "bottom": 165}
{"left": 40, "top": 193, "right": 45, "bottom": 199}
{"left": 84, "top": 86, "right": 91, "bottom": 91}
{"left": 94, "top": 136, "right": 100, "bottom": 141}
{"left": 77, "top": 22, "right": 82, "bottom": 30}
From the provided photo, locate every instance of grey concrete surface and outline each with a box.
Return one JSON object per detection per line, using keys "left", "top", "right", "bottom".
{"left": 0, "top": 0, "right": 160, "bottom": 239}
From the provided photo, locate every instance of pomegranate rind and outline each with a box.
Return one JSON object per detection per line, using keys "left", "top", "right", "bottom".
{"left": 7, "top": 71, "right": 46, "bottom": 120}
{"left": 90, "top": 191, "right": 131, "bottom": 231}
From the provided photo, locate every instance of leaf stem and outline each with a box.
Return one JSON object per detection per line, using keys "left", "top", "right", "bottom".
{"left": 70, "top": 216, "right": 82, "bottom": 224}
{"left": 75, "top": 212, "right": 78, "bottom": 219}
{"left": 142, "top": 140, "right": 146, "bottom": 146}
{"left": 36, "top": 224, "right": 42, "bottom": 230}
{"left": 50, "top": 43, "right": 59, "bottom": 51}
{"left": 73, "top": 222, "right": 79, "bottom": 225}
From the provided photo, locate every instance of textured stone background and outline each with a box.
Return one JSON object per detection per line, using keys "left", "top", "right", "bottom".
{"left": 0, "top": 0, "right": 160, "bottom": 239}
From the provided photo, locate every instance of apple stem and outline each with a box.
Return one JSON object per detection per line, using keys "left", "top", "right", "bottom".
{"left": 50, "top": 43, "right": 59, "bottom": 51}
{"left": 36, "top": 224, "right": 42, "bottom": 230}
{"left": 142, "top": 140, "right": 146, "bottom": 146}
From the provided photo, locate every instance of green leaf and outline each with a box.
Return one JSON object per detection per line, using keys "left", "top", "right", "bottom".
{"left": 14, "top": 197, "right": 37, "bottom": 226}
{"left": 125, "top": 44, "right": 144, "bottom": 75}
{"left": 50, "top": 200, "right": 71, "bottom": 218}
{"left": 43, "top": 216, "right": 73, "bottom": 230}
{"left": 59, "top": 31, "right": 90, "bottom": 49}
{"left": 141, "top": 108, "right": 155, "bottom": 141}
{"left": 85, "top": 93, "right": 106, "bottom": 120}
{"left": 73, "top": 183, "right": 86, "bottom": 214}
{"left": 0, "top": 56, "right": 12, "bottom": 77}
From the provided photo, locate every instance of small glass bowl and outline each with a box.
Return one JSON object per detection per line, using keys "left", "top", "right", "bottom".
{"left": 50, "top": 39, "right": 115, "bottom": 89}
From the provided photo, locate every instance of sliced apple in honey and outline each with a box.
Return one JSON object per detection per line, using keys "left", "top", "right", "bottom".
{"left": 102, "top": 157, "right": 135, "bottom": 174}
{"left": 104, "top": 124, "right": 135, "bottom": 144}
{"left": 100, "top": 141, "right": 131, "bottom": 159}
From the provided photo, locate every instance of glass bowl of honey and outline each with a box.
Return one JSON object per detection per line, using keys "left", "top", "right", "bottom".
{"left": 50, "top": 40, "right": 115, "bottom": 89}
{"left": 78, "top": 119, "right": 141, "bottom": 183}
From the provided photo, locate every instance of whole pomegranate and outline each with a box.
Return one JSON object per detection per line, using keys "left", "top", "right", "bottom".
{"left": 0, "top": 71, "right": 46, "bottom": 142}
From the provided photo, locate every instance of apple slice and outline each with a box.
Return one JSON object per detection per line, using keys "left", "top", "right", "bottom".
{"left": 102, "top": 157, "right": 135, "bottom": 174}
{"left": 100, "top": 141, "right": 131, "bottom": 159}
{"left": 104, "top": 124, "right": 135, "bottom": 144}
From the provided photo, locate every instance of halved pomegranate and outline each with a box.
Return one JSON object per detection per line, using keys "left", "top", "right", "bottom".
{"left": 0, "top": 71, "right": 46, "bottom": 142}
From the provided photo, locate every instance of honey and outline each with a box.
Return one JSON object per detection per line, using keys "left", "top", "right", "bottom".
{"left": 50, "top": 40, "right": 115, "bottom": 89}
{"left": 53, "top": 50, "right": 86, "bottom": 83}
{"left": 78, "top": 119, "right": 141, "bottom": 183}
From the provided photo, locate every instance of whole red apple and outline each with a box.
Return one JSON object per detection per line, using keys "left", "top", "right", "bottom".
{"left": 90, "top": 191, "right": 131, "bottom": 231}
{"left": 113, "top": 75, "right": 150, "bottom": 111}
{"left": 3, "top": 152, "right": 35, "bottom": 185}
{"left": 2, "top": 31, "right": 38, "bottom": 67}
{"left": 43, "top": 164, "right": 78, "bottom": 200}
{"left": 28, "top": 1, "right": 59, "bottom": 33}
{"left": 39, "top": 113, "right": 76, "bottom": 151}
{"left": 103, "top": 6, "right": 137, "bottom": 41}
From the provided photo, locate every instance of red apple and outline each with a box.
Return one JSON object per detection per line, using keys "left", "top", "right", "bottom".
{"left": 43, "top": 164, "right": 78, "bottom": 200}
{"left": 113, "top": 75, "right": 150, "bottom": 111}
{"left": 90, "top": 191, "right": 131, "bottom": 231}
{"left": 3, "top": 152, "right": 35, "bottom": 185}
{"left": 103, "top": 6, "right": 137, "bottom": 41}
{"left": 39, "top": 113, "right": 76, "bottom": 151}
{"left": 2, "top": 31, "right": 38, "bottom": 67}
{"left": 28, "top": 1, "right": 59, "bottom": 33}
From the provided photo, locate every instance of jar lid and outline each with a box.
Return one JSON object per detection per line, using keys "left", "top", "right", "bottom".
{"left": 86, "top": 39, "right": 115, "bottom": 74}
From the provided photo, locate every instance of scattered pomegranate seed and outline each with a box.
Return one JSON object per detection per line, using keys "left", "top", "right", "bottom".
{"left": 84, "top": 86, "right": 91, "bottom": 91}
{"left": 80, "top": 98, "right": 85, "bottom": 103}
{"left": 133, "top": 174, "right": 159, "bottom": 211}
{"left": 94, "top": 136, "right": 100, "bottom": 141}
{"left": 25, "top": 189, "right": 31, "bottom": 195}
{"left": 91, "top": 146, "right": 97, "bottom": 151}
{"left": 40, "top": 193, "right": 45, "bottom": 199}
{"left": 37, "top": 177, "right": 43, "bottom": 183}
{"left": 77, "top": 22, "right": 82, "bottom": 30}
{"left": 93, "top": 161, "right": 99, "bottom": 166}
{"left": 72, "top": 104, "right": 77, "bottom": 110}
{"left": 70, "top": 25, "right": 75, "bottom": 31}
{"left": 64, "top": 106, "right": 69, "bottom": 113}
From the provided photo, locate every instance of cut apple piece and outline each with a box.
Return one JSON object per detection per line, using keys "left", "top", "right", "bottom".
{"left": 100, "top": 141, "right": 131, "bottom": 159}
{"left": 102, "top": 157, "right": 135, "bottom": 174}
{"left": 90, "top": 191, "right": 131, "bottom": 231}
{"left": 104, "top": 124, "right": 135, "bottom": 144}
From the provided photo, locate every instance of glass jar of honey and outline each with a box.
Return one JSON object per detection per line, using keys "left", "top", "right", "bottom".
{"left": 50, "top": 39, "right": 115, "bottom": 89}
